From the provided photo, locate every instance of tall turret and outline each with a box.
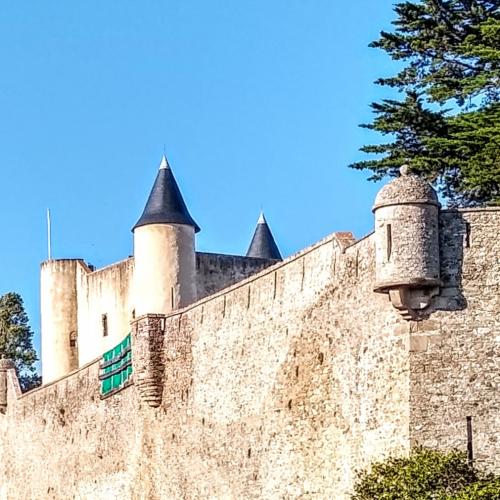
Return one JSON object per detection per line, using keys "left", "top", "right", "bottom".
{"left": 246, "top": 212, "right": 282, "bottom": 260}
{"left": 41, "top": 259, "right": 80, "bottom": 383}
{"left": 133, "top": 155, "right": 199, "bottom": 316}
{"left": 373, "top": 165, "right": 441, "bottom": 319}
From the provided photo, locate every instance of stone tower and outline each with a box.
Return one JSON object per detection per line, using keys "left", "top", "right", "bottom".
{"left": 372, "top": 165, "right": 441, "bottom": 319}
{"left": 133, "top": 155, "right": 200, "bottom": 316}
{"left": 246, "top": 212, "right": 282, "bottom": 260}
{"left": 40, "top": 259, "right": 80, "bottom": 383}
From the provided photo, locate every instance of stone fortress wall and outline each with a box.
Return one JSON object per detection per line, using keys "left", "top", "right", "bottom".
{"left": 1, "top": 208, "right": 499, "bottom": 499}
{"left": 410, "top": 209, "right": 500, "bottom": 467}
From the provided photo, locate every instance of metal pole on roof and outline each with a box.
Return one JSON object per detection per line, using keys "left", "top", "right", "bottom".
{"left": 47, "top": 208, "right": 52, "bottom": 260}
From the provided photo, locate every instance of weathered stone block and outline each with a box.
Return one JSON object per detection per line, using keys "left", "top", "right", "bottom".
{"left": 410, "top": 336, "right": 429, "bottom": 352}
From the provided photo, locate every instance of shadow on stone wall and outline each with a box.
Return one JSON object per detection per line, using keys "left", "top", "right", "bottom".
{"left": 431, "top": 210, "right": 468, "bottom": 313}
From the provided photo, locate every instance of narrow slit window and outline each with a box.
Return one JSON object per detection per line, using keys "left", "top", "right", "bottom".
{"left": 102, "top": 314, "right": 108, "bottom": 337}
{"left": 465, "top": 222, "right": 471, "bottom": 248}
{"left": 386, "top": 224, "right": 392, "bottom": 261}
{"left": 69, "top": 331, "right": 77, "bottom": 348}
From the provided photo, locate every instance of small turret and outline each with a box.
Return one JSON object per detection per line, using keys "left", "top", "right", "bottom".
{"left": 373, "top": 165, "right": 441, "bottom": 320}
{"left": 133, "top": 155, "right": 199, "bottom": 316}
{"left": 246, "top": 212, "right": 282, "bottom": 260}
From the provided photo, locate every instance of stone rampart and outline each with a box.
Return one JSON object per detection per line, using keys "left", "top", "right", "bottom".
{"left": 154, "top": 231, "right": 409, "bottom": 499}
{"left": 0, "top": 211, "right": 498, "bottom": 499}
{"left": 0, "top": 231, "right": 409, "bottom": 499}
{"left": 409, "top": 208, "right": 500, "bottom": 472}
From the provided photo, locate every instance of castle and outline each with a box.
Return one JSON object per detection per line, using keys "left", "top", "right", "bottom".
{"left": 0, "top": 157, "right": 498, "bottom": 499}
{"left": 39, "top": 155, "right": 282, "bottom": 384}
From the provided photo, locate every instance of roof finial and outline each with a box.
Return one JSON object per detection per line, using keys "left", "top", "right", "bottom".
{"left": 400, "top": 164, "right": 410, "bottom": 176}
{"left": 159, "top": 154, "right": 169, "bottom": 170}
{"left": 257, "top": 209, "right": 266, "bottom": 224}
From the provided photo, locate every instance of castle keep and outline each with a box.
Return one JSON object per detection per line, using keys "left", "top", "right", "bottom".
{"left": 0, "top": 158, "right": 498, "bottom": 499}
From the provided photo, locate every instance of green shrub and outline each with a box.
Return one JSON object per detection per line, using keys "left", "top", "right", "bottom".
{"left": 446, "top": 476, "right": 500, "bottom": 500}
{"left": 352, "top": 447, "right": 500, "bottom": 500}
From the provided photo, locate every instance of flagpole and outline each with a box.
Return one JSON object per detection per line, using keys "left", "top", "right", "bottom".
{"left": 47, "top": 208, "right": 52, "bottom": 260}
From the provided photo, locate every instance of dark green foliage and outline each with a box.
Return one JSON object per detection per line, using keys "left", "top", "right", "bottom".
{"left": 352, "top": 447, "right": 500, "bottom": 499}
{"left": 426, "top": 103, "right": 500, "bottom": 205}
{"left": 352, "top": 92, "right": 449, "bottom": 180}
{"left": 0, "top": 292, "right": 41, "bottom": 392}
{"left": 18, "top": 372, "right": 42, "bottom": 392}
{"left": 351, "top": 1, "right": 500, "bottom": 206}
{"left": 448, "top": 476, "right": 500, "bottom": 499}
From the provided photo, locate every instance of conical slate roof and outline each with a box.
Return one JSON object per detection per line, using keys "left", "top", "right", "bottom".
{"left": 246, "top": 212, "right": 282, "bottom": 260}
{"left": 133, "top": 156, "right": 200, "bottom": 232}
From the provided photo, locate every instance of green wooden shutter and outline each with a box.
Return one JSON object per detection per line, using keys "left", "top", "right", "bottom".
{"left": 99, "top": 334, "right": 133, "bottom": 396}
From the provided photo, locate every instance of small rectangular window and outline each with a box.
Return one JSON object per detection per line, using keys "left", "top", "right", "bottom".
{"left": 102, "top": 314, "right": 108, "bottom": 337}
{"left": 386, "top": 224, "right": 392, "bottom": 261}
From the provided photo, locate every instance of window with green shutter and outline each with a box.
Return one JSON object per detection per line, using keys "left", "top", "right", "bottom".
{"left": 99, "top": 334, "right": 132, "bottom": 397}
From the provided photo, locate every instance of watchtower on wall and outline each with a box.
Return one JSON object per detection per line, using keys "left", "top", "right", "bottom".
{"left": 373, "top": 165, "right": 441, "bottom": 320}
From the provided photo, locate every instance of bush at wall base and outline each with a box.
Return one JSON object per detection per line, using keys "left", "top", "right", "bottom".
{"left": 352, "top": 447, "right": 500, "bottom": 500}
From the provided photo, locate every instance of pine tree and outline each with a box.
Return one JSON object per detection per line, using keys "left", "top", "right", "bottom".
{"left": 351, "top": 1, "right": 500, "bottom": 206}
{"left": 0, "top": 292, "right": 41, "bottom": 391}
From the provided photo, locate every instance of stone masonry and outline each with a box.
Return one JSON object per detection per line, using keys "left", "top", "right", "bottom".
{"left": 0, "top": 207, "right": 498, "bottom": 499}
{"left": 0, "top": 165, "right": 499, "bottom": 499}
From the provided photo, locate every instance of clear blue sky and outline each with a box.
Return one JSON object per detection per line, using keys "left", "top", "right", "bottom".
{"left": 0, "top": 1, "right": 399, "bottom": 363}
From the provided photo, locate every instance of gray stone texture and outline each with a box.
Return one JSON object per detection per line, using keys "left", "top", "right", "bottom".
{"left": 195, "top": 252, "right": 275, "bottom": 300}
{"left": 409, "top": 209, "right": 500, "bottom": 473}
{"left": 374, "top": 204, "right": 440, "bottom": 291}
{"left": 0, "top": 209, "right": 498, "bottom": 499}
{"left": 373, "top": 172, "right": 440, "bottom": 292}
{"left": 373, "top": 171, "right": 439, "bottom": 210}
{"left": 131, "top": 314, "right": 167, "bottom": 407}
